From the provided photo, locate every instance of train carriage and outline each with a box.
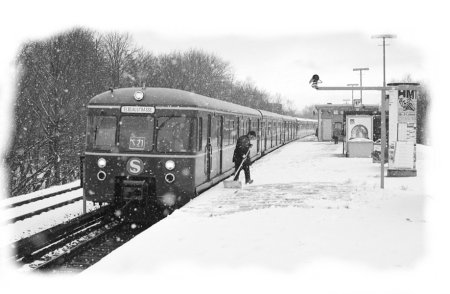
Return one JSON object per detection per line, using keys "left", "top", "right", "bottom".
{"left": 83, "top": 87, "right": 317, "bottom": 212}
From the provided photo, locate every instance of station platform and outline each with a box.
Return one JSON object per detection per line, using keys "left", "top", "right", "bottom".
{"left": 84, "top": 138, "right": 428, "bottom": 273}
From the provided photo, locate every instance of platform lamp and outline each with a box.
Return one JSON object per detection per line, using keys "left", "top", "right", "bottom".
{"left": 353, "top": 68, "right": 369, "bottom": 104}
{"left": 371, "top": 34, "right": 396, "bottom": 188}
{"left": 346, "top": 83, "right": 359, "bottom": 105}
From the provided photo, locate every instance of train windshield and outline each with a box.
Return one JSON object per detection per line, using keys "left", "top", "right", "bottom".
{"left": 90, "top": 116, "right": 117, "bottom": 151}
{"left": 119, "top": 116, "right": 154, "bottom": 151}
{"left": 157, "top": 116, "right": 196, "bottom": 152}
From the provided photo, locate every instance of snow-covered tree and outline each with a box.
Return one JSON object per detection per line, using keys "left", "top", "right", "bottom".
{"left": 8, "top": 28, "right": 107, "bottom": 196}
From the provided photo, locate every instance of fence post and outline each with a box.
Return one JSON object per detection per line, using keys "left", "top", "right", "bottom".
{"left": 80, "top": 155, "right": 86, "bottom": 214}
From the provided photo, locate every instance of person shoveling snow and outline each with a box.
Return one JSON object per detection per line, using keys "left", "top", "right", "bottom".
{"left": 224, "top": 131, "right": 256, "bottom": 188}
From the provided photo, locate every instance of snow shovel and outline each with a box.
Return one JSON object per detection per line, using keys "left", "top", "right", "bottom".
{"left": 223, "top": 149, "right": 250, "bottom": 189}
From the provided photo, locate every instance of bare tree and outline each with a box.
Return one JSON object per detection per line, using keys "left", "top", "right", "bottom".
{"left": 101, "top": 32, "right": 137, "bottom": 88}
{"left": 8, "top": 28, "right": 107, "bottom": 196}
{"left": 129, "top": 48, "right": 158, "bottom": 87}
{"left": 297, "top": 105, "right": 317, "bottom": 119}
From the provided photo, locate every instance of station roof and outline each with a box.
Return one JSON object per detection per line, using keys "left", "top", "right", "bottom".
{"left": 314, "top": 103, "right": 379, "bottom": 110}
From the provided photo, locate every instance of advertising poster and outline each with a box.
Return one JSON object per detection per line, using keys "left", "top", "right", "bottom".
{"left": 397, "top": 89, "right": 417, "bottom": 123}
{"left": 387, "top": 85, "right": 418, "bottom": 176}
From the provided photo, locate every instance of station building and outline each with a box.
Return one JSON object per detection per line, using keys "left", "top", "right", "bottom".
{"left": 314, "top": 103, "right": 380, "bottom": 142}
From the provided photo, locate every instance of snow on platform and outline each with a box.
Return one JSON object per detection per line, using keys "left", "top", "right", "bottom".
{"left": 83, "top": 140, "right": 429, "bottom": 275}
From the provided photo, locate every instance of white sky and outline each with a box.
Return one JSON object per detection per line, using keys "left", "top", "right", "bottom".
{"left": 132, "top": 31, "right": 424, "bottom": 109}
{"left": 2, "top": 0, "right": 447, "bottom": 150}
{"left": 0, "top": 0, "right": 440, "bottom": 112}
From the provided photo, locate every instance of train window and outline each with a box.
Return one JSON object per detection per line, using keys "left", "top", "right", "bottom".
{"left": 91, "top": 116, "right": 117, "bottom": 150}
{"left": 219, "top": 116, "right": 224, "bottom": 147}
{"left": 231, "top": 120, "right": 236, "bottom": 144}
{"left": 211, "top": 117, "right": 219, "bottom": 148}
{"left": 223, "top": 119, "right": 229, "bottom": 146}
{"left": 226, "top": 118, "right": 236, "bottom": 146}
{"left": 157, "top": 116, "right": 196, "bottom": 152}
{"left": 119, "top": 116, "right": 154, "bottom": 152}
{"left": 202, "top": 117, "right": 208, "bottom": 151}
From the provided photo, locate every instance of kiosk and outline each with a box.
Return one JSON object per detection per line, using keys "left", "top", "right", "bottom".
{"left": 346, "top": 115, "right": 373, "bottom": 157}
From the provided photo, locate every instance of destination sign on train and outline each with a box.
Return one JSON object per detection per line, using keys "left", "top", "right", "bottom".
{"left": 121, "top": 106, "right": 155, "bottom": 113}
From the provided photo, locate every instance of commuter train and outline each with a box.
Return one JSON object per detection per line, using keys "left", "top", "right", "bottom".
{"left": 83, "top": 87, "right": 317, "bottom": 211}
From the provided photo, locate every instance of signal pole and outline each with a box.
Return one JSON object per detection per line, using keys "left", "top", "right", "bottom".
{"left": 346, "top": 83, "right": 359, "bottom": 105}
{"left": 353, "top": 68, "right": 369, "bottom": 104}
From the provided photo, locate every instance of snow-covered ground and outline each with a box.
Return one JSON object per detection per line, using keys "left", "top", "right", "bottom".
{"left": 1, "top": 138, "right": 446, "bottom": 294}
{"left": 82, "top": 140, "right": 428, "bottom": 271}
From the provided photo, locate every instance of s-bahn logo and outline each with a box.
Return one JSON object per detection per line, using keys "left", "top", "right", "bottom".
{"left": 126, "top": 158, "right": 144, "bottom": 175}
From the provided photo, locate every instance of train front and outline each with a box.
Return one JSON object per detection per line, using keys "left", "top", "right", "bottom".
{"left": 83, "top": 88, "right": 197, "bottom": 210}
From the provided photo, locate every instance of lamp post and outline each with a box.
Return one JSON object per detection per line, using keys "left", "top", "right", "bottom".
{"left": 353, "top": 68, "right": 369, "bottom": 104}
{"left": 372, "top": 34, "right": 396, "bottom": 188}
{"left": 346, "top": 83, "right": 358, "bottom": 105}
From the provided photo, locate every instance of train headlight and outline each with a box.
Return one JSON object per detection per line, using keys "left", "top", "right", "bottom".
{"left": 134, "top": 90, "right": 144, "bottom": 101}
{"left": 97, "top": 158, "right": 107, "bottom": 168}
{"left": 165, "top": 160, "right": 175, "bottom": 170}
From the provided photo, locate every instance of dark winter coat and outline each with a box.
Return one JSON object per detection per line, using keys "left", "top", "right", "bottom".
{"left": 333, "top": 128, "right": 341, "bottom": 138}
{"left": 233, "top": 134, "right": 252, "bottom": 166}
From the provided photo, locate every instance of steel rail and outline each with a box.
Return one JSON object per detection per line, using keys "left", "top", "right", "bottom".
{"left": 6, "top": 195, "right": 84, "bottom": 223}
{"left": 9, "top": 205, "right": 113, "bottom": 262}
{"left": 7, "top": 185, "right": 82, "bottom": 209}
{"left": 34, "top": 220, "right": 122, "bottom": 271}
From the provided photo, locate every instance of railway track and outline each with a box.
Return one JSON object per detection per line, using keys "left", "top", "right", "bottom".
{"left": 9, "top": 201, "right": 161, "bottom": 273}
{"left": 38, "top": 220, "right": 150, "bottom": 272}
{"left": 8, "top": 195, "right": 84, "bottom": 223}
{"left": 3, "top": 185, "right": 84, "bottom": 224}
{"left": 6, "top": 185, "right": 82, "bottom": 209}
{"left": 10, "top": 205, "right": 113, "bottom": 264}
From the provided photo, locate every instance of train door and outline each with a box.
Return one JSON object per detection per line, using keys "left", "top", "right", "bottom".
{"left": 280, "top": 122, "right": 283, "bottom": 144}
{"left": 237, "top": 117, "right": 240, "bottom": 138}
{"left": 219, "top": 116, "right": 223, "bottom": 173}
{"left": 274, "top": 121, "right": 277, "bottom": 145}
{"left": 205, "top": 115, "right": 212, "bottom": 181}
{"left": 257, "top": 119, "right": 260, "bottom": 154}
{"left": 210, "top": 115, "right": 220, "bottom": 178}
{"left": 261, "top": 121, "right": 266, "bottom": 152}
{"left": 268, "top": 121, "right": 272, "bottom": 148}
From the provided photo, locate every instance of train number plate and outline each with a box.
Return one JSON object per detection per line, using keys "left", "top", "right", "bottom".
{"left": 129, "top": 136, "right": 145, "bottom": 150}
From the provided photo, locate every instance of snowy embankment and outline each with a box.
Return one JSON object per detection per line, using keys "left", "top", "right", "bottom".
{"left": 0, "top": 180, "right": 98, "bottom": 246}
{"left": 82, "top": 140, "right": 428, "bottom": 273}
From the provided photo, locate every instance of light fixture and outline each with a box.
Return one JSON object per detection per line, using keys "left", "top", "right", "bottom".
{"left": 97, "top": 158, "right": 106, "bottom": 168}
{"left": 165, "top": 160, "right": 175, "bottom": 170}
{"left": 134, "top": 90, "right": 144, "bottom": 101}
